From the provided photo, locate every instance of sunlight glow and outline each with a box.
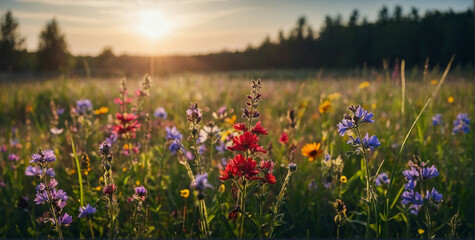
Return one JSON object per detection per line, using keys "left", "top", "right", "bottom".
{"left": 137, "top": 11, "right": 169, "bottom": 39}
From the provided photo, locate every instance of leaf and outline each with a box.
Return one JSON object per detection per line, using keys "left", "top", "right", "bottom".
{"left": 390, "top": 185, "right": 405, "bottom": 210}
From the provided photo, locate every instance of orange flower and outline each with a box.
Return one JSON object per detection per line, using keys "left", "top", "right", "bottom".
{"left": 301, "top": 142, "right": 323, "bottom": 161}
{"left": 319, "top": 101, "right": 331, "bottom": 114}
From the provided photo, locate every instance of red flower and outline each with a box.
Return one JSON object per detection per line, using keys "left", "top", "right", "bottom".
{"left": 251, "top": 121, "right": 268, "bottom": 135}
{"left": 233, "top": 123, "right": 248, "bottom": 131}
{"left": 264, "top": 173, "right": 277, "bottom": 184}
{"left": 113, "top": 113, "right": 141, "bottom": 138}
{"left": 260, "top": 160, "right": 274, "bottom": 172}
{"left": 279, "top": 132, "right": 289, "bottom": 144}
{"left": 220, "top": 154, "right": 259, "bottom": 180}
{"left": 114, "top": 98, "right": 133, "bottom": 105}
{"left": 227, "top": 131, "right": 266, "bottom": 153}
{"left": 228, "top": 206, "right": 240, "bottom": 221}
{"left": 219, "top": 163, "right": 237, "bottom": 181}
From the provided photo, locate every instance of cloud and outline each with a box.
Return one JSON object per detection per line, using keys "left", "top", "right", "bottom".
{"left": 15, "top": 11, "right": 100, "bottom": 24}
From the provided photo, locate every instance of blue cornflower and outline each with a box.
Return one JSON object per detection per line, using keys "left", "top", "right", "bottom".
{"left": 425, "top": 188, "right": 443, "bottom": 204}
{"left": 337, "top": 119, "right": 354, "bottom": 136}
{"left": 76, "top": 99, "right": 93, "bottom": 114}
{"left": 153, "top": 107, "right": 167, "bottom": 119}
{"left": 402, "top": 167, "right": 419, "bottom": 190}
{"left": 421, "top": 165, "right": 439, "bottom": 179}
{"left": 78, "top": 204, "right": 97, "bottom": 218}
{"left": 375, "top": 173, "right": 390, "bottom": 186}
{"left": 191, "top": 173, "right": 214, "bottom": 192}
{"left": 431, "top": 113, "right": 442, "bottom": 126}
{"left": 169, "top": 139, "right": 183, "bottom": 154}
{"left": 165, "top": 126, "right": 183, "bottom": 140}
{"left": 354, "top": 107, "right": 375, "bottom": 124}
{"left": 453, "top": 113, "right": 471, "bottom": 134}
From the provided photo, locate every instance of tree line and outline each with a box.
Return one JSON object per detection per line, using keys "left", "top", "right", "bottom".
{"left": 0, "top": 6, "right": 473, "bottom": 77}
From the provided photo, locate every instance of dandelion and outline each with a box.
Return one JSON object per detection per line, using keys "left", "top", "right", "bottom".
{"left": 453, "top": 113, "right": 471, "bottom": 134}
{"left": 153, "top": 107, "right": 167, "bottom": 119}
{"left": 319, "top": 100, "right": 331, "bottom": 113}
{"left": 180, "top": 189, "right": 190, "bottom": 198}
{"left": 301, "top": 142, "right": 323, "bottom": 161}
{"left": 359, "top": 81, "right": 370, "bottom": 89}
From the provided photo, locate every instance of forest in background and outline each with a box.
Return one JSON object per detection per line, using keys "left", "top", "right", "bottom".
{"left": 0, "top": 6, "right": 473, "bottom": 77}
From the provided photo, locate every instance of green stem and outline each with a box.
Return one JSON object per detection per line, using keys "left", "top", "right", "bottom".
{"left": 88, "top": 217, "right": 95, "bottom": 239}
{"left": 70, "top": 135, "right": 84, "bottom": 207}
{"left": 239, "top": 181, "right": 247, "bottom": 239}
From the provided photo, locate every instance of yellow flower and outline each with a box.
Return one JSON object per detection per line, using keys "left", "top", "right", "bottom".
{"left": 67, "top": 168, "right": 77, "bottom": 175}
{"left": 122, "top": 167, "right": 128, "bottom": 172}
{"left": 340, "top": 176, "right": 347, "bottom": 183}
{"left": 328, "top": 92, "right": 341, "bottom": 100}
{"left": 93, "top": 186, "right": 102, "bottom": 191}
{"left": 301, "top": 142, "right": 323, "bottom": 162}
{"left": 224, "top": 115, "right": 236, "bottom": 125}
{"left": 180, "top": 189, "right": 190, "bottom": 198}
{"left": 447, "top": 96, "right": 454, "bottom": 103}
{"left": 359, "top": 81, "right": 370, "bottom": 89}
{"left": 219, "top": 184, "right": 225, "bottom": 193}
{"left": 371, "top": 103, "right": 377, "bottom": 110}
{"left": 418, "top": 229, "right": 425, "bottom": 235}
{"left": 430, "top": 80, "right": 438, "bottom": 85}
{"left": 135, "top": 180, "right": 140, "bottom": 186}
{"left": 221, "top": 129, "right": 234, "bottom": 142}
{"left": 319, "top": 101, "right": 331, "bottom": 114}
{"left": 94, "top": 107, "right": 109, "bottom": 115}
{"left": 299, "top": 100, "right": 308, "bottom": 109}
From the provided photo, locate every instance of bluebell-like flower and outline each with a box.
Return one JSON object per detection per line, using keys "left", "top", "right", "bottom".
{"left": 402, "top": 167, "right": 419, "bottom": 190}
{"left": 453, "top": 113, "right": 471, "bottom": 134}
{"left": 362, "top": 133, "right": 381, "bottom": 151}
{"left": 78, "top": 204, "right": 97, "bottom": 218}
{"left": 46, "top": 168, "right": 55, "bottom": 177}
{"left": 34, "top": 191, "right": 49, "bottom": 205}
{"left": 165, "top": 126, "right": 183, "bottom": 140}
{"left": 425, "top": 187, "right": 443, "bottom": 204}
{"left": 30, "top": 150, "right": 56, "bottom": 163}
{"left": 431, "top": 113, "right": 442, "bottom": 126}
{"left": 169, "top": 139, "right": 183, "bottom": 154}
{"left": 51, "top": 189, "right": 69, "bottom": 202}
{"left": 25, "top": 165, "right": 42, "bottom": 177}
{"left": 191, "top": 173, "right": 214, "bottom": 192}
{"left": 375, "top": 173, "right": 390, "bottom": 186}
{"left": 354, "top": 107, "right": 375, "bottom": 124}
{"left": 324, "top": 154, "right": 331, "bottom": 162}
{"left": 408, "top": 204, "right": 422, "bottom": 215}
{"left": 421, "top": 165, "right": 439, "bottom": 179}
{"left": 58, "top": 213, "right": 73, "bottom": 225}
{"left": 401, "top": 190, "right": 423, "bottom": 205}
{"left": 76, "top": 99, "right": 93, "bottom": 114}
{"left": 57, "top": 107, "right": 65, "bottom": 115}
{"left": 337, "top": 119, "right": 354, "bottom": 136}
{"left": 153, "top": 107, "right": 167, "bottom": 119}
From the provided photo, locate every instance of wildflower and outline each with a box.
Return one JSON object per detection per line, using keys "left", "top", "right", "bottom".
{"left": 401, "top": 190, "right": 423, "bottom": 205}
{"left": 347, "top": 133, "right": 381, "bottom": 152}
{"left": 180, "top": 189, "right": 190, "bottom": 198}
{"left": 359, "top": 81, "right": 370, "bottom": 89}
{"left": 99, "top": 140, "right": 112, "bottom": 156}
{"left": 418, "top": 229, "right": 425, "bottom": 235}
{"left": 165, "top": 126, "right": 183, "bottom": 140}
{"left": 57, "top": 107, "right": 65, "bottom": 115}
{"left": 337, "top": 119, "right": 354, "bottom": 136}
{"left": 153, "top": 107, "right": 167, "bottom": 119}
{"left": 225, "top": 115, "right": 237, "bottom": 125}
{"left": 199, "top": 122, "right": 220, "bottom": 143}
{"left": 169, "top": 139, "right": 183, "bottom": 154}
{"left": 447, "top": 96, "right": 454, "bottom": 103}
{"left": 113, "top": 97, "right": 133, "bottom": 106}
{"left": 279, "top": 132, "right": 289, "bottom": 144}
{"left": 186, "top": 102, "right": 202, "bottom": 124}
{"left": 301, "top": 142, "right": 323, "bottom": 161}
{"left": 288, "top": 162, "right": 297, "bottom": 172}
{"left": 218, "top": 184, "right": 225, "bottom": 193}
{"left": 233, "top": 123, "right": 248, "bottom": 131}
{"left": 308, "top": 180, "right": 318, "bottom": 191}
{"left": 402, "top": 167, "right": 419, "bottom": 190}
{"left": 220, "top": 154, "right": 259, "bottom": 180}
{"left": 94, "top": 107, "right": 109, "bottom": 115}
{"left": 228, "top": 206, "right": 240, "bottom": 221}
{"left": 425, "top": 187, "right": 443, "bottom": 204}
{"left": 76, "top": 99, "right": 93, "bottom": 114}
{"left": 319, "top": 100, "right": 331, "bottom": 113}
{"left": 430, "top": 80, "right": 438, "bottom": 85}
{"left": 227, "top": 131, "right": 266, "bottom": 153}
{"left": 103, "top": 184, "right": 117, "bottom": 195}
{"left": 421, "top": 165, "right": 440, "bottom": 179}
{"left": 58, "top": 213, "right": 73, "bottom": 226}
{"left": 375, "top": 173, "right": 390, "bottom": 186}
{"left": 113, "top": 113, "right": 141, "bottom": 138}
{"left": 251, "top": 121, "right": 268, "bottom": 135}
{"left": 78, "top": 204, "right": 97, "bottom": 218}
{"left": 191, "top": 174, "right": 214, "bottom": 200}
{"left": 50, "top": 127, "right": 64, "bottom": 135}
{"left": 340, "top": 176, "right": 347, "bottom": 183}
{"left": 30, "top": 150, "right": 56, "bottom": 163}
{"left": 453, "top": 113, "right": 471, "bottom": 134}
{"left": 431, "top": 113, "right": 443, "bottom": 126}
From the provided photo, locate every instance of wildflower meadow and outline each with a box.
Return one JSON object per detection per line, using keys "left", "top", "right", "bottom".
{"left": 0, "top": 61, "right": 473, "bottom": 239}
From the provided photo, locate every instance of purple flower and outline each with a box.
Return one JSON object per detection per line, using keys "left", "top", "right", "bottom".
{"left": 185, "top": 151, "right": 194, "bottom": 160}
{"left": 25, "top": 165, "right": 42, "bottom": 177}
{"left": 324, "top": 154, "right": 331, "bottom": 162}
{"left": 58, "top": 213, "right": 73, "bottom": 225}
{"left": 165, "top": 126, "right": 183, "bottom": 141}
{"left": 106, "top": 133, "right": 118, "bottom": 144}
{"left": 8, "top": 153, "right": 20, "bottom": 161}
{"left": 375, "top": 173, "right": 390, "bottom": 186}
{"left": 453, "top": 113, "right": 470, "bottom": 134}
{"left": 0, "top": 145, "right": 6, "bottom": 152}
{"left": 57, "top": 107, "right": 65, "bottom": 115}
{"left": 402, "top": 167, "right": 419, "bottom": 190}
{"left": 34, "top": 191, "right": 49, "bottom": 205}
{"left": 408, "top": 204, "right": 422, "bottom": 215}
{"left": 51, "top": 189, "right": 68, "bottom": 202}
{"left": 215, "top": 141, "right": 226, "bottom": 153}
{"left": 135, "top": 186, "right": 147, "bottom": 197}
{"left": 186, "top": 103, "right": 202, "bottom": 124}
{"left": 425, "top": 188, "right": 443, "bottom": 204}
{"left": 76, "top": 99, "right": 93, "bottom": 114}
{"left": 29, "top": 150, "right": 56, "bottom": 163}
{"left": 153, "top": 107, "right": 167, "bottom": 119}
{"left": 99, "top": 140, "right": 112, "bottom": 156}
{"left": 401, "top": 190, "right": 423, "bottom": 205}
{"left": 431, "top": 114, "right": 442, "bottom": 126}
{"left": 191, "top": 173, "right": 214, "bottom": 192}
{"left": 421, "top": 165, "right": 439, "bottom": 179}
{"left": 48, "top": 179, "right": 58, "bottom": 189}
{"left": 169, "top": 139, "right": 183, "bottom": 154}
{"left": 337, "top": 119, "right": 354, "bottom": 136}
{"left": 78, "top": 204, "right": 97, "bottom": 218}
{"left": 103, "top": 184, "right": 117, "bottom": 195}
{"left": 46, "top": 168, "right": 55, "bottom": 177}
{"left": 347, "top": 133, "right": 380, "bottom": 152}
{"left": 288, "top": 162, "right": 297, "bottom": 172}
{"left": 354, "top": 107, "right": 375, "bottom": 124}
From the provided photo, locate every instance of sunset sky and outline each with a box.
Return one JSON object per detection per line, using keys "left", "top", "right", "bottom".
{"left": 1, "top": 0, "right": 472, "bottom": 56}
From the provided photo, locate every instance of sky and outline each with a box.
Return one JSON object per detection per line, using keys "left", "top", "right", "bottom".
{"left": 0, "top": 0, "right": 472, "bottom": 56}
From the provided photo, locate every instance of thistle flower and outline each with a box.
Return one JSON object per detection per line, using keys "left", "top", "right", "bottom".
{"left": 453, "top": 113, "right": 471, "bottom": 134}
{"left": 103, "top": 184, "right": 117, "bottom": 195}
{"left": 78, "top": 203, "right": 97, "bottom": 218}
{"left": 153, "top": 107, "right": 167, "bottom": 119}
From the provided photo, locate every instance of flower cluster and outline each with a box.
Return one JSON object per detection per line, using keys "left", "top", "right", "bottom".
{"left": 191, "top": 173, "right": 214, "bottom": 200}
{"left": 25, "top": 149, "right": 72, "bottom": 236}
{"left": 113, "top": 79, "right": 141, "bottom": 141}
{"left": 401, "top": 156, "right": 442, "bottom": 215}
{"left": 452, "top": 113, "right": 470, "bottom": 134}
{"left": 338, "top": 105, "right": 380, "bottom": 154}
{"left": 321, "top": 154, "right": 344, "bottom": 189}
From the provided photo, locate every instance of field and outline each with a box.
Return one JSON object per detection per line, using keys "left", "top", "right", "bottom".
{"left": 0, "top": 67, "right": 473, "bottom": 238}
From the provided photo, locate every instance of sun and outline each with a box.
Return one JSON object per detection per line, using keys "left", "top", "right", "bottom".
{"left": 137, "top": 11, "right": 169, "bottom": 39}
